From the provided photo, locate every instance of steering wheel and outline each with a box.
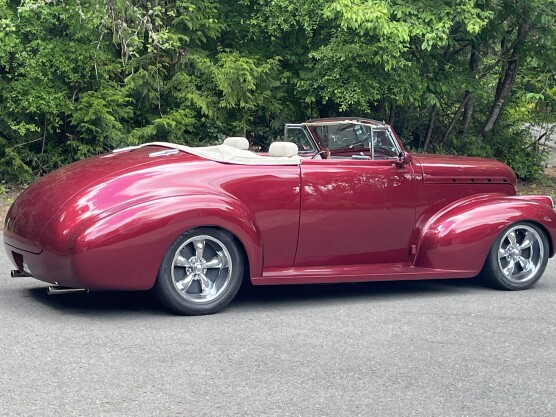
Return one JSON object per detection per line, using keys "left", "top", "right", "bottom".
{"left": 312, "top": 148, "right": 331, "bottom": 159}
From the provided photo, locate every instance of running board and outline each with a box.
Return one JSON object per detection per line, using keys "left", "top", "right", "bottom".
{"left": 252, "top": 263, "right": 475, "bottom": 285}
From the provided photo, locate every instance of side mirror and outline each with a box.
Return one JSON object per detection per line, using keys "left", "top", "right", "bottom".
{"left": 396, "top": 151, "right": 412, "bottom": 167}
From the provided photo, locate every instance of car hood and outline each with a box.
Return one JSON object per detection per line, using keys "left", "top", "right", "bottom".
{"left": 412, "top": 154, "right": 517, "bottom": 187}
{"left": 4, "top": 146, "right": 200, "bottom": 253}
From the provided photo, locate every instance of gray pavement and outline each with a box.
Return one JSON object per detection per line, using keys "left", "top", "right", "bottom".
{"left": 1, "top": 232, "right": 555, "bottom": 416}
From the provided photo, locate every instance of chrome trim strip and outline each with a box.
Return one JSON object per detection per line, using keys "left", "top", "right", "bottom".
{"left": 47, "top": 286, "right": 89, "bottom": 295}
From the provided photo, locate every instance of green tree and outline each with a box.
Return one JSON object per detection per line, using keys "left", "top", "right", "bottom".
{"left": 1, "top": 0, "right": 555, "bottom": 182}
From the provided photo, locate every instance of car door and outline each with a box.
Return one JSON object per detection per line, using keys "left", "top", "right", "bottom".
{"left": 294, "top": 158, "right": 417, "bottom": 267}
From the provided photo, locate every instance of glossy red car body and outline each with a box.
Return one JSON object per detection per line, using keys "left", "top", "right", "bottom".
{"left": 4, "top": 118, "right": 556, "bottom": 309}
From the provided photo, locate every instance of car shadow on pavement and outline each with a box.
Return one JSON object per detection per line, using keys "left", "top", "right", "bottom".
{"left": 25, "top": 287, "right": 166, "bottom": 316}
{"left": 24, "top": 277, "right": 488, "bottom": 316}
{"left": 233, "top": 277, "right": 488, "bottom": 308}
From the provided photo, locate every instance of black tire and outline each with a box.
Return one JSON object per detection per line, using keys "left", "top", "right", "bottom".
{"left": 154, "top": 228, "right": 244, "bottom": 315}
{"left": 481, "top": 222, "right": 549, "bottom": 290}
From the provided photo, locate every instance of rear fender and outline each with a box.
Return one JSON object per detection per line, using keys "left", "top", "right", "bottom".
{"left": 70, "top": 193, "right": 263, "bottom": 290}
{"left": 414, "top": 194, "right": 556, "bottom": 274}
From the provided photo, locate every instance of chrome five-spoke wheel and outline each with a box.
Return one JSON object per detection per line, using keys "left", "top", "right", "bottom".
{"left": 172, "top": 235, "right": 233, "bottom": 302}
{"left": 154, "top": 228, "right": 244, "bottom": 315}
{"left": 482, "top": 222, "right": 549, "bottom": 290}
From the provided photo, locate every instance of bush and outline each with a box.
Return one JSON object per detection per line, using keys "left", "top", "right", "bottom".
{"left": 484, "top": 128, "right": 546, "bottom": 181}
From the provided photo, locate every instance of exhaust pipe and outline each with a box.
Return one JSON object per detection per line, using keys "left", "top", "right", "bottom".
{"left": 11, "top": 270, "right": 27, "bottom": 278}
{"left": 47, "top": 286, "right": 89, "bottom": 295}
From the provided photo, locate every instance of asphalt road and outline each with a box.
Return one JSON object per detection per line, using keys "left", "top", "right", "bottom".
{"left": 1, "top": 233, "right": 555, "bottom": 417}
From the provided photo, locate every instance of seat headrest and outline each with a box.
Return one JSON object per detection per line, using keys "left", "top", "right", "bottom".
{"left": 268, "top": 141, "right": 298, "bottom": 158}
{"left": 223, "top": 137, "right": 249, "bottom": 150}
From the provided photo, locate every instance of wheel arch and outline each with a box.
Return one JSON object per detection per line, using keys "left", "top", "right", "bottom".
{"left": 70, "top": 193, "right": 264, "bottom": 290}
{"left": 414, "top": 195, "right": 556, "bottom": 275}
{"left": 191, "top": 225, "right": 252, "bottom": 286}
{"left": 524, "top": 220, "right": 554, "bottom": 257}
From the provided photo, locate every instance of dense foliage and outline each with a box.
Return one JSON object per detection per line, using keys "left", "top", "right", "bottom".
{"left": 1, "top": 0, "right": 555, "bottom": 182}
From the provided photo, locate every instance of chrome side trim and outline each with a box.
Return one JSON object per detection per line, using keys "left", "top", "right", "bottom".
{"left": 47, "top": 286, "right": 89, "bottom": 295}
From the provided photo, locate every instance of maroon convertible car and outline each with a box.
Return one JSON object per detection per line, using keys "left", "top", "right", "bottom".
{"left": 4, "top": 118, "right": 556, "bottom": 315}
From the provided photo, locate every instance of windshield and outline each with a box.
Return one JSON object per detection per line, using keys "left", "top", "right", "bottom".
{"left": 314, "top": 124, "right": 399, "bottom": 158}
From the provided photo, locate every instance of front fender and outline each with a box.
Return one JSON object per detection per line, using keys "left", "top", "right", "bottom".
{"left": 414, "top": 194, "right": 556, "bottom": 274}
{"left": 69, "top": 193, "right": 263, "bottom": 290}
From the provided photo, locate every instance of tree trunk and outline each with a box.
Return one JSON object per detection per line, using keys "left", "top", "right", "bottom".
{"left": 422, "top": 104, "right": 437, "bottom": 152}
{"left": 482, "top": 23, "right": 528, "bottom": 136}
{"left": 462, "top": 42, "right": 479, "bottom": 135}
{"left": 442, "top": 93, "right": 470, "bottom": 144}
{"left": 482, "top": 54, "right": 521, "bottom": 136}
{"left": 462, "top": 97, "right": 474, "bottom": 135}
{"left": 388, "top": 101, "right": 396, "bottom": 126}
{"left": 494, "top": 35, "right": 508, "bottom": 100}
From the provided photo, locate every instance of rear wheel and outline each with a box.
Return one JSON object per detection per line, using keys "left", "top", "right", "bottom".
{"left": 481, "top": 222, "right": 549, "bottom": 290}
{"left": 154, "top": 228, "right": 244, "bottom": 315}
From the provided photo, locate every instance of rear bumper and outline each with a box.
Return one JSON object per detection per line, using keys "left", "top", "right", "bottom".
{"left": 4, "top": 236, "right": 155, "bottom": 291}
{"left": 4, "top": 240, "right": 74, "bottom": 286}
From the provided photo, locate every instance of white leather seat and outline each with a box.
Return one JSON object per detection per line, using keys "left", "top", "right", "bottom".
{"left": 223, "top": 137, "right": 249, "bottom": 150}
{"left": 268, "top": 141, "right": 298, "bottom": 157}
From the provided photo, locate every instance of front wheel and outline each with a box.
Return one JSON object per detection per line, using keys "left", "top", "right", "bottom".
{"left": 154, "top": 228, "right": 244, "bottom": 315}
{"left": 481, "top": 222, "right": 549, "bottom": 290}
